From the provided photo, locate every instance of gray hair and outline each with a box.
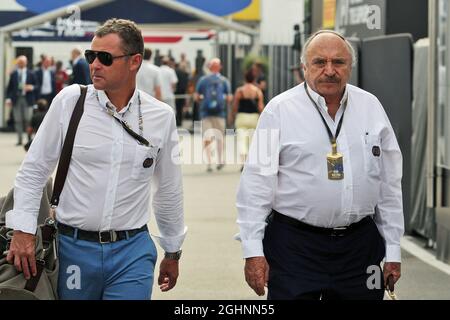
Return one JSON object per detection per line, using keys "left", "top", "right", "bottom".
{"left": 300, "top": 30, "right": 357, "bottom": 67}
{"left": 95, "top": 18, "right": 144, "bottom": 56}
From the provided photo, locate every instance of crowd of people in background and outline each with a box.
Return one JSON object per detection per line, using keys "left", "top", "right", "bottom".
{"left": 5, "top": 46, "right": 269, "bottom": 172}
{"left": 135, "top": 47, "right": 269, "bottom": 140}
{"left": 5, "top": 49, "right": 92, "bottom": 147}
{"left": 137, "top": 48, "right": 208, "bottom": 128}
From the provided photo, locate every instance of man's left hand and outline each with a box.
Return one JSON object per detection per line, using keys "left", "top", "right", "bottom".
{"left": 383, "top": 262, "right": 401, "bottom": 287}
{"left": 158, "top": 258, "right": 179, "bottom": 292}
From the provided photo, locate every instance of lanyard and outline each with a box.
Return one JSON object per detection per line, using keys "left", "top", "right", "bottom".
{"left": 304, "top": 82, "right": 347, "bottom": 145}
{"left": 97, "top": 91, "right": 150, "bottom": 147}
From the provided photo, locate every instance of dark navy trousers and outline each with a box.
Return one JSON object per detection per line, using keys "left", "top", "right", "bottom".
{"left": 263, "top": 214, "right": 386, "bottom": 300}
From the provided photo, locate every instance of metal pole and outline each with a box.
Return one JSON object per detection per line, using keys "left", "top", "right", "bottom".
{"left": 226, "top": 28, "right": 233, "bottom": 127}
{"left": 227, "top": 29, "right": 233, "bottom": 83}
{"left": 427, "top": 0, "right": 438, "bottom": 208}
{"left": 268, "top": 45, "right": 274, "bottom": 100}
{"left": 0, "top": 31, "right": 5, "bottom": 127}
{"left": 214, "top": 29, "right": 220, "bottom": 58}
{"left": 281, "top": 46, "right": 286, "bottom": 92}
{"left": 250, "top": 24, "right": 261, "bottom": 56}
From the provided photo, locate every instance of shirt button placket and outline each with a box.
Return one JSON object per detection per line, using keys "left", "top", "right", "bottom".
{"left": 102, "top": 121, "right": 123, "bottom": 231}
{"left": 340, "top": 133, "right": 353, "bottom": 214}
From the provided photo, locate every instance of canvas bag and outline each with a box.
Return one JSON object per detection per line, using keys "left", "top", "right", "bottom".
{"left": 0, "top": 85, "right": 87, "bottom": 300}
{"left": 0, "top": 222, "right": 58, "bottom": 300}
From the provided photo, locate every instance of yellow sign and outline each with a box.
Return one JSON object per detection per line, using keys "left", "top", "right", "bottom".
{"left": 232, "top": 0, "right": 260, "bottom": 21}
{"left": 323, "top": 0, "right": 337, "bottom": 29}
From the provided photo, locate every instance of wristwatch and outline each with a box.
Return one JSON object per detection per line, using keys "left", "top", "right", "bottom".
{"left": 164, "top": 250, "right": 182, "bottom": 260}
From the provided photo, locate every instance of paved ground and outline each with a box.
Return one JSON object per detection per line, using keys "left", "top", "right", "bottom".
{"left": 1, "top": 131, "right": 450, "bottom": 300}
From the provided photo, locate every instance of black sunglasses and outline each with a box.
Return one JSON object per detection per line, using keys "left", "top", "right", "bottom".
{"left": 84, "top": 50, "right": 138, "bottom": 66}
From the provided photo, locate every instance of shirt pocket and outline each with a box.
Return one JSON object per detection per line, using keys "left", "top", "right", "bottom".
{"left": 72, "top": 143, "right": 110, "bottom": 164}
{"left": 362, "top": 134, "right": 382, "bottom": 177}
{"left": 131, "top": 145, "right": 159, "bottom": 181}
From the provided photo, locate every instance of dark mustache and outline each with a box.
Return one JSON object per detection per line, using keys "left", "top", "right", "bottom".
{"left": 319, "top": 77, "right": 340, "bottom": 83}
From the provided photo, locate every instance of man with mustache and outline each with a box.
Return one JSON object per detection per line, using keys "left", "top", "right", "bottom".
{"left": 236, "top": 30, "right": 404, "bottom": 300}
{"left": 5, "top": 19, "right": 186, "bottom": 300}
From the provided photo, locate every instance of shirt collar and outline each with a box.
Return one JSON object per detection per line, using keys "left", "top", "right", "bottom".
{"left": 96, "top": 87, "right": 139, "bottom": 115}
{"left": 73, "top": 56, "right": 81, "bottom": 66}
{"left": 305, "top": 82, "right": 348, "bottom": 110}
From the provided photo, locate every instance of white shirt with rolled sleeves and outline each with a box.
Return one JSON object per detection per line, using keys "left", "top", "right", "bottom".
{"left": 6, "top": 84, "right": 186, "bottom": 253}
{"left": 236, "top": 83, "right": 404, "bottom": 263}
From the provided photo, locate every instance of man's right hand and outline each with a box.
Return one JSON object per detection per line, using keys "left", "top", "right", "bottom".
{"left": 24, "top": 84, "right": 34, "bottom": 93}
{"left": 6, "top": 231, "right": 37, "bottom": 280}
{"left": 244, "top": 256, "right": 269, "bottom": 296}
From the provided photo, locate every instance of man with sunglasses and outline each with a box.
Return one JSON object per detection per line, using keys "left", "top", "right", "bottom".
{"left": 5, "top": 18, "right": 186, "bottom": 300}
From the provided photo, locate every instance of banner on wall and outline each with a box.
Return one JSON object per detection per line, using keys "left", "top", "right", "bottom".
{"left": 323, "top": 0, "right": 336, "bottom": 29}
{"left": 335, "top": 0, "right": 386, "bottom": 38}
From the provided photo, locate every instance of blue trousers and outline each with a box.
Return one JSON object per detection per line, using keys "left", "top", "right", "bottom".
{"left": 57, "top": 230, "right": 157, "bottom": 300}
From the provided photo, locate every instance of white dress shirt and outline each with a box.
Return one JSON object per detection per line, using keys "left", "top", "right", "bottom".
{"left": 18, "top": 68, "right": 27, "bottom": 95}
{"left": 159, "top": 65, "right": 178, "bottom": 102}
{"left": 6, "top": 84, "right": 186, "bottom": 253}
{"left": 236, "top": 83, "right": 404, "bottom": 262}
{"left": 41, "top": 68, "right": 52, "bottom": 95}
{"left": 137, "top": 61, "right": 162, "bottom": 97}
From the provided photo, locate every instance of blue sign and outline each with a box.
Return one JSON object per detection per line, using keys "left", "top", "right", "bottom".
{"left": 4, "top": 0, "right": 252, "bottom": 41}
{"left": 2, "top": 0, "right": 252, "bottom": 29}
{"left": 16, "top": 0, "right": 251, "bottom": 16}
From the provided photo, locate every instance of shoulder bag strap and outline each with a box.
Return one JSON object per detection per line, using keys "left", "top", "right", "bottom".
{"left": 25, "top": 85, "right": 87, "bottom": 294}
{"left": 50, "top": 85, "right": 87, "bottom": 207}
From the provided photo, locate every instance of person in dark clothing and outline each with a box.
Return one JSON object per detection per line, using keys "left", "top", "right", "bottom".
{"left": 154, "top": 49, "right": 162, "bottom": 67}
{"left": 24, "top": 99, "right": 48, "bottom": 151}
{"left": 252, "top": 61, "right": 268, "bottom": 104}
{"left": 70, "top": 47, "right": 92, "bottom": 85}
{"left": 187, "top": 70, "right": 203, "bottom": 124}
{"left": 5, "top": 55, "right": 37, "bottom": 146}
{"left": 55, "top": 60, "right": 69, "bottom": 93}
{"left": 34, "top": 56, "right": 56, "bottom": 106}
{"left": 195, "top": 50, "right": 206, "bottom": 77}
{"left": 29, "top": 99, "right": 48, "bottom": 133}
{"left": 175, "top": 63, "right": 190, "bottom": 127}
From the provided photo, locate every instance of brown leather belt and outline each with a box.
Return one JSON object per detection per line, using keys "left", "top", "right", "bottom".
{"left": 270, "top": 210, "right": 372, "bottom": 237}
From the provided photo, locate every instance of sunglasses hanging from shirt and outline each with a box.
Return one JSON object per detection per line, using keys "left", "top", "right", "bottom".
{"left": 84, "top": 50, "right": 138, "bottom": 66}
{"left": 97, "top": 91, "right": 150, "bottom": 147}
{"left": 304, "top": 82, "right": 348, "bottom": 180}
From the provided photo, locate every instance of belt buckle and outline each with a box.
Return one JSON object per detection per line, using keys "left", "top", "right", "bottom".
{"left": 331, "top": 226, "right": 347, "bottom": 237}
{"left": 99, "top": 230, "right": 118, "bottom": 244}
